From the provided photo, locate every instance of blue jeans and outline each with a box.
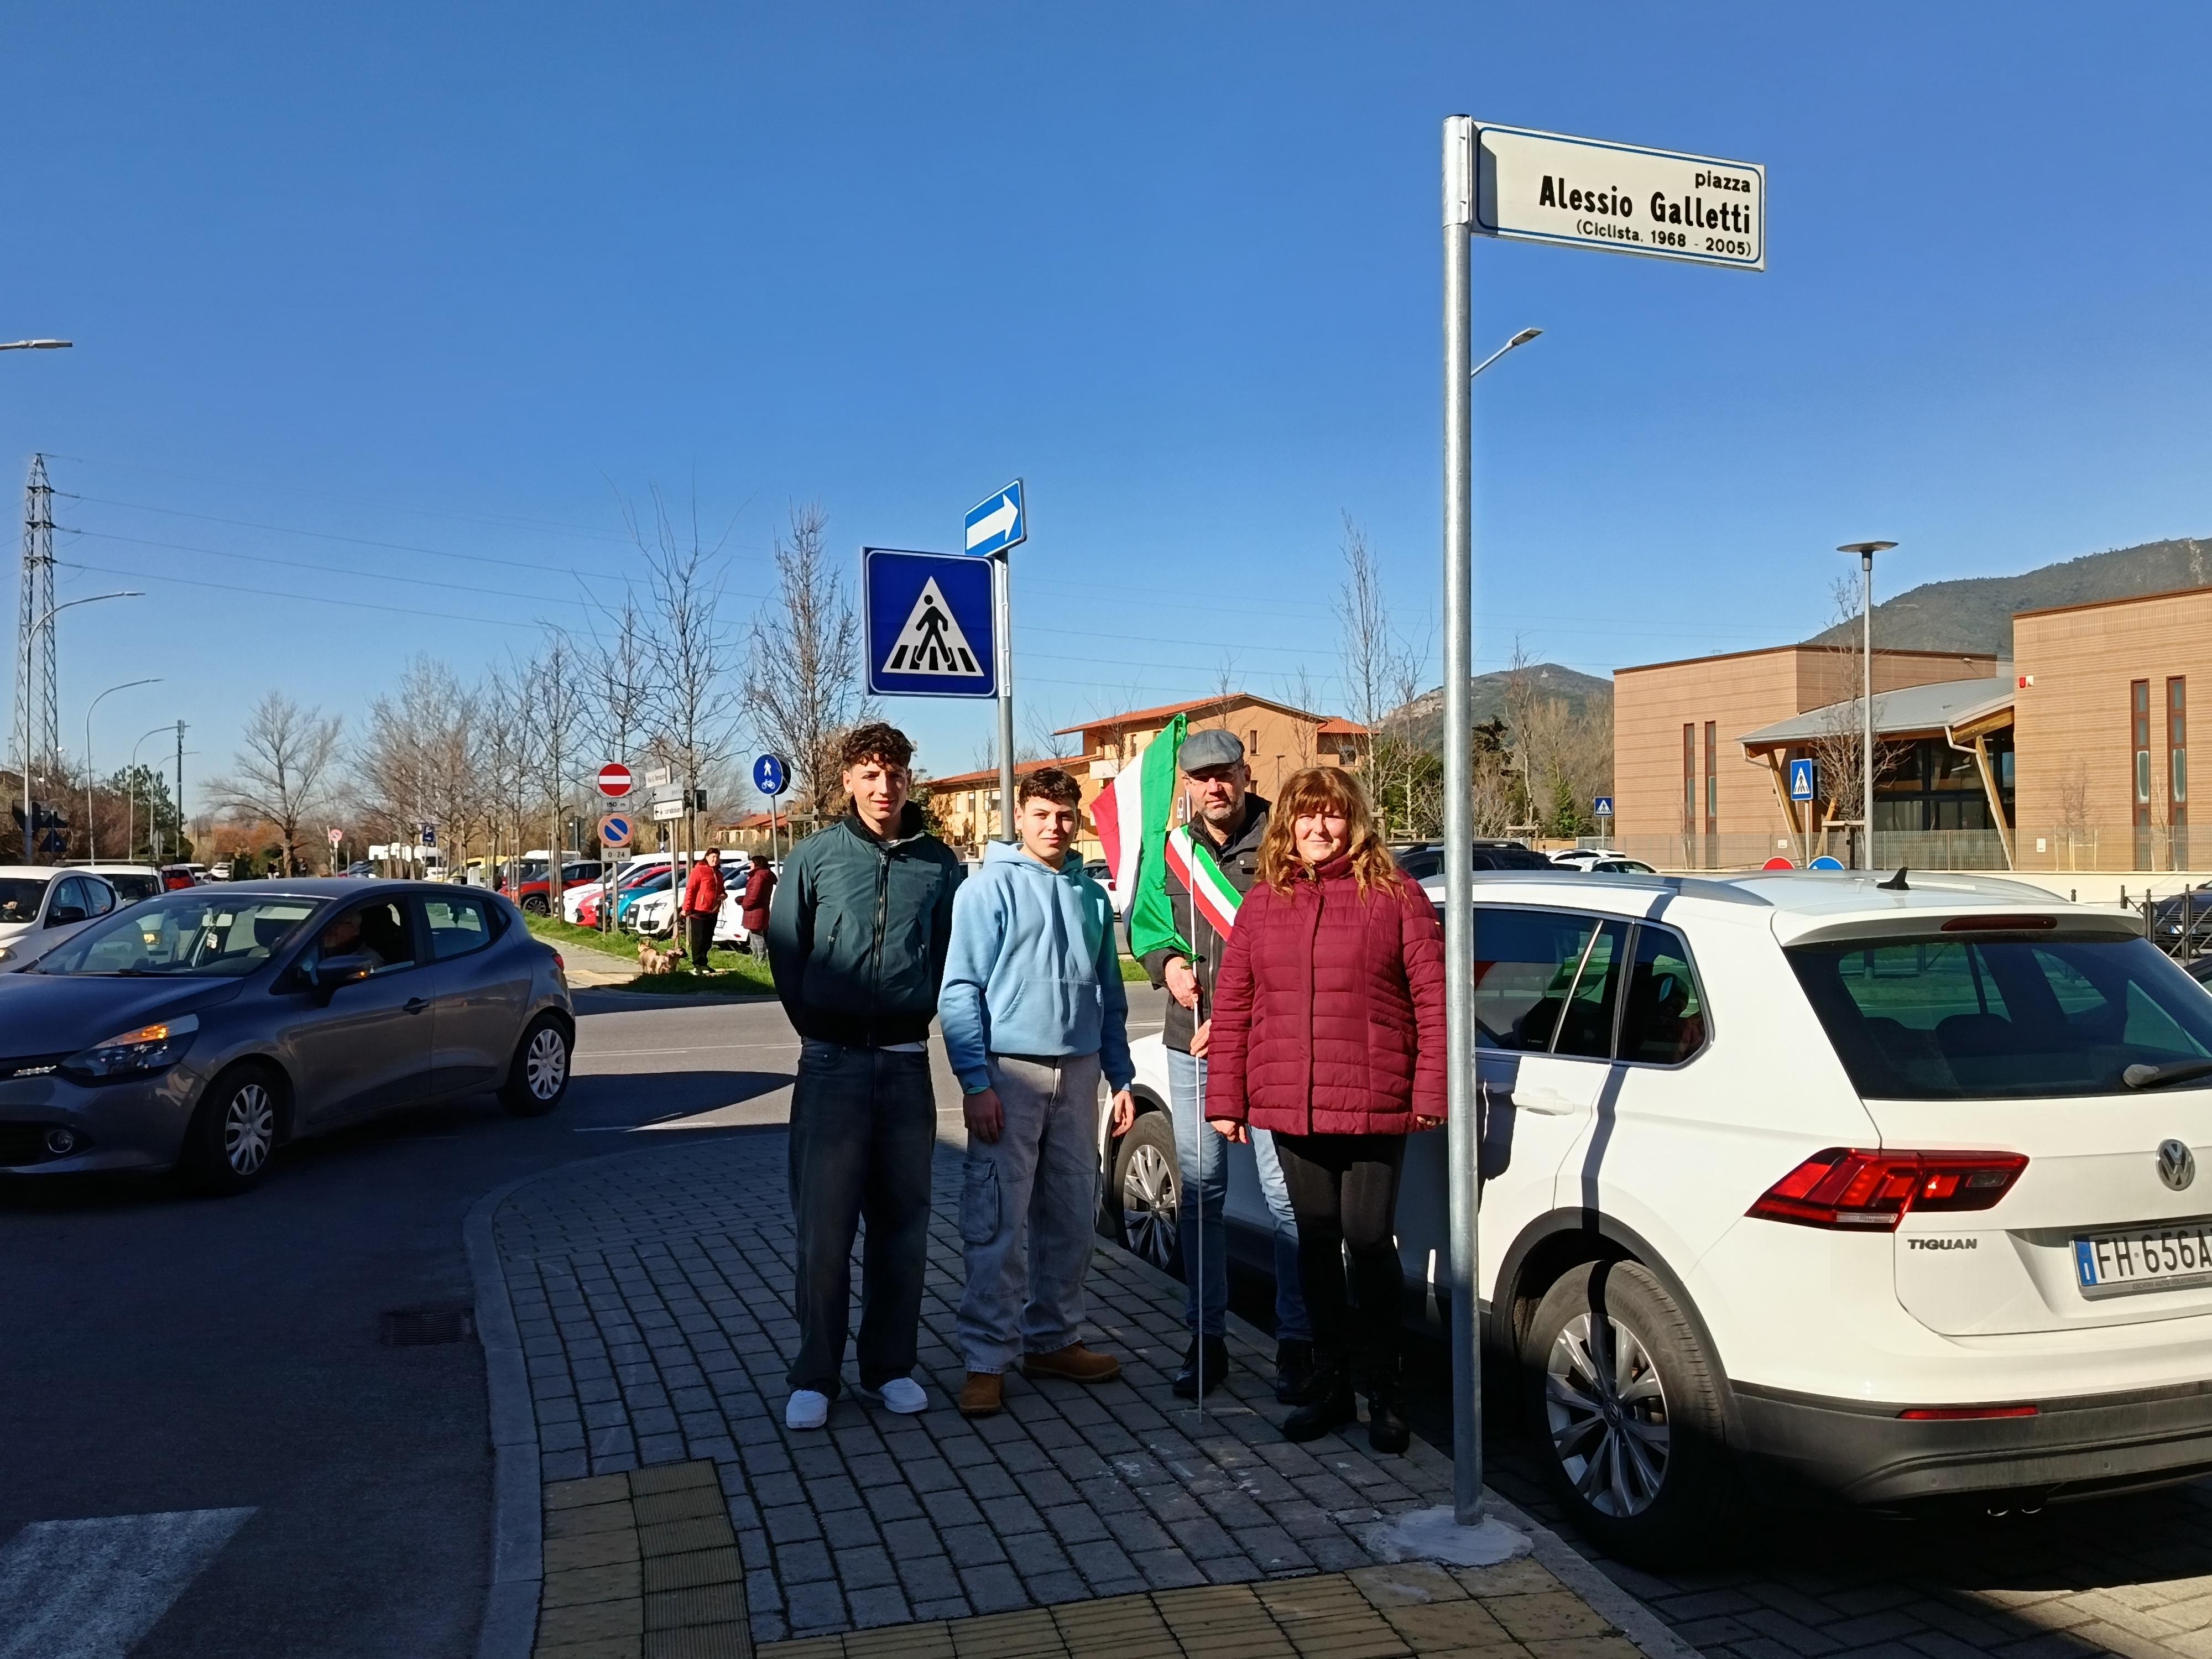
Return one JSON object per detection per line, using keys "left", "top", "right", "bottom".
{"left": 786, "top": 1040, "right": 938, "bottom": 1397}
{"left": 956, "top": 1052, "right": 1104, "bottom": 1373}
{"left": 1166, "top": 1048, "right": 1311, "bottom": 1343}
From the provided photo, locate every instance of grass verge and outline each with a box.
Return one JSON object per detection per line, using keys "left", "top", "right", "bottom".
{"left": 525, "top": 914, "right": 778, "bottom": 995}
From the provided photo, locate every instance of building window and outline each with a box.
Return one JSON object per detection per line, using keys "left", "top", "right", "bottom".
{"left": 1681, "top": 724, "right": 1695, "bottom": 836}
{"left": 2172, "top": 677, "right": 2189, "bottom": 867}
{"left": 1703, "top": 721, "right": 1718, "bottom": 842}
{"left": 2135, "top": 679, "right": 2154, "bottom": 868}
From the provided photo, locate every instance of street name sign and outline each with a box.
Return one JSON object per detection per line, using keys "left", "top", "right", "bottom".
{"left": 1788, "top": 758, "right": 1818, "bottom": 802}
{"left": 597, "top": 763, "right": 633, "bottom": 799}
{"left": 1473, "top": 122, "right": 1764, "bottom": 272}
{"left": 864, "top": 547, "right": 997, "bottom": 699}
{"left": 599, "top": 812, "right": 633, "bottom": 848}
{"left": 650, "top": 797, "right": 686, "bottom": 823}
{"left": 963, "top": 480, "right": 1026, "bottom": 557}
{"left": 753, "top": 754, "right": 789, "bottom": 797}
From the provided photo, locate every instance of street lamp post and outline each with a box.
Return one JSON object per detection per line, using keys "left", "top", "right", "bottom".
{"left": 18, "top": 591, "right": 143, "bottom": 861}
{"left": 85, "top": 679, "right": 161, "bottom": 861}
{"left": 128, "top": 723, "right": 172, "bottom": 864}
{"left": 0, "top": 340, "right": 72, "bottom": 353}
{"left": 1837, "top": 542, "right": 1897, "bottom": 870}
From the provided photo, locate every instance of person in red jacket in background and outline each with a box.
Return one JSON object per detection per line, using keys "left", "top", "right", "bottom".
{"left": 682, "top": 848, "right": 726, "bottom": 974}
{"left": 739, "top": 853, "right": 776, "bottom": 958}
{"left": 1205, "top": 766, "right": 1445, "bottom": 1453}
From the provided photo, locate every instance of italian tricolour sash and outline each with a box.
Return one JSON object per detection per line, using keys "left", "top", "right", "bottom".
{"left": 1165, "top": 825, "right": 1242, "bottom": 941}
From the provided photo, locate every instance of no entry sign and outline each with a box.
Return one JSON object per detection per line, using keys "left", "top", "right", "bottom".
{"left": 597, "top": 763, "right": 633, "bottom": 799}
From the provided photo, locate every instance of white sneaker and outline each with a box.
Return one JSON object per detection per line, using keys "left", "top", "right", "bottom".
{"left": 784, "top": 1389, "right": 830, "bottom": 1431}
{"left": 855, "top": 1376, "right": 929, "bottom": 1415}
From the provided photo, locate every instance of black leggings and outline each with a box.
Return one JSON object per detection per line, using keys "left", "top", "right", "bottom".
{"left": 1271, "top": 1133, "right": 1407, "bottom": 1382}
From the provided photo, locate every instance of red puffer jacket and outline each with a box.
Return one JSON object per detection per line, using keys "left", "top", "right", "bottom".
{"left": 1204, "top": 854, "right": 1447, "bottom": 1135}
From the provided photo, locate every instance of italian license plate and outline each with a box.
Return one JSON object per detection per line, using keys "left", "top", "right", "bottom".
{"left": 2074, "top": 1220, "right": 2212, "bottom": 1299}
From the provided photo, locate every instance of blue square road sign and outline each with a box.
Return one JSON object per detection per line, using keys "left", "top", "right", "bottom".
{"left": 864, "top": 547, "right": 998, "bottom": 699}
{"left": 1788, "top": 758, "right": 1818, "bottom": 802}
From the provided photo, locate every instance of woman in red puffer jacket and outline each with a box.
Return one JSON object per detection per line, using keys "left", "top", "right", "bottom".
{"left": 1205, "top": 765, "right": 1444, "bottom": 1452}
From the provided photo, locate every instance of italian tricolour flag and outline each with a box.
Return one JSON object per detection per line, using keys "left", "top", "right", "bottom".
{"left": 1094, "top": 713, "right": 1245, "bottom": 958}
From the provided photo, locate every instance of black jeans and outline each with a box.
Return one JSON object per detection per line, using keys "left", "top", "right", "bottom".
{"left": 786, "top": 1040, "right": 937, "bottom": 1396}
{"left": 1272, "top": 1132, "right": 1408, "bottom": 1384}
{"left": 685, "top": 912, "right": 714, "bottom": 968}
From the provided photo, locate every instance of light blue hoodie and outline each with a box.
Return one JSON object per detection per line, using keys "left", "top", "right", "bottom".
{"left": 939, "top": 841, "right": 1133, "bottom": 1094}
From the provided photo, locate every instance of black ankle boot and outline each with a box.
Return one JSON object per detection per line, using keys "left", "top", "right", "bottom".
{"left": 1282, "top": 1354, "right": 1355, "bottom": 1442}
{"left": 1273, "top": 1338, "right": 1316, "bottom": 1406}
{"left": 1366, "top": 1364, "right": 1410, "bottom": 1454}
{"left": 1172, "top": 1335, "right": 1229, "bottom": 1398}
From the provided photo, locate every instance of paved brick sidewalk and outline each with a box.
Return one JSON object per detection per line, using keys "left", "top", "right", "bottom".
{"left": 485, "top": 1131, "right": 1686, "bottom": 1658}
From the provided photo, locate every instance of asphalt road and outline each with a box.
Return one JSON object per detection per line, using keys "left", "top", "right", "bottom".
{"left": 0, "top": 988, "right": 813, "bottom": 1659}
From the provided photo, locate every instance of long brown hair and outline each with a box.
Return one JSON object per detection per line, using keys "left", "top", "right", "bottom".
{"left": 1256, "top": 766, "right": 1403, "bottom": 895}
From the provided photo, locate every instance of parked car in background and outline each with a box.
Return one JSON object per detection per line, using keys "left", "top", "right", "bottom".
{"left": 343, "top": 861, "right": 377, "bottom": 879}
{"left": 0, "top": 878, "right": 575, "bottom": 1195}
{"left": 0, "top": 869, "right": 122, "bottom": 970}
{"left": 209, "top": 862, "right": 234, "bottom": 881}
{"left": 562, "top": 855, "right": 672, "bottom": 924}
{"left": 1392, "top": 839, "right": 1553, "bottom": 879}
{"left": 1104, "top": 865, "right": 2212, "bottom": 1561}
{"left": 504, "top": 860, "right": 603, "bottom": 916}
{"left": 157, "top": 864, "right": 202, "bottom": 891}
{"left": 1588, "top": 856, "right": 1660, "bottom": 875}
{"left": 62, "top": 863, "right": 164, "bottom": 905}
{"left": 614, "top": 870, "right": 675, "bottom": 932}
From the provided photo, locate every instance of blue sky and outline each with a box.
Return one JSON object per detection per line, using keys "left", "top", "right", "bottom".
{"left": 8, "top": 2, "right": 2212, "bottom": 810}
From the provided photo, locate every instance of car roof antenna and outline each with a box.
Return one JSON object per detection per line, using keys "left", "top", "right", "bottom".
{"left": 1877, "top": 865, "right": 1911, "bottom": 891}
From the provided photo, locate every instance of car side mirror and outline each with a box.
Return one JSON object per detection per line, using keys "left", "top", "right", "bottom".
{"left": 46, "top": 904, "right": 85, "bottom": 927}
{"left": 311, "top": 951, "right": 376, "bottom": 995}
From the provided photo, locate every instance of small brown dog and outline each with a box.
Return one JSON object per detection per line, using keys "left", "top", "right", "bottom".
{"left": 637, "top": 940, "right": 685, "bottom": 975}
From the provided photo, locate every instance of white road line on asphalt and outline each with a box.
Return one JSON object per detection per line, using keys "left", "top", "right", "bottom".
{"left": 0, "top": 1506, "right": 254, "bottom": 1659}
{"left": 576, "top": 1042, "right": 799, "bottom": 1057}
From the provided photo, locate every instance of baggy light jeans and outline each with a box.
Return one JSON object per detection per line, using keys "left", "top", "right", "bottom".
{"left": 956, "top": 1052, "right": 1105, "bottom": 1374}
{"left": 1166, "top": 1048, "right": 1311, "bottom": 1343}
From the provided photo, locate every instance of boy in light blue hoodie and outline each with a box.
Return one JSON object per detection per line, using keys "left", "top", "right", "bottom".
{"left": 942, "top": 766, "right": 1135, "bottom": 1417}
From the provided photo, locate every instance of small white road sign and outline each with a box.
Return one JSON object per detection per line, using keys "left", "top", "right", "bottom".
{"left": 1474, "top": 123, "right": 1764, "bottom": 271}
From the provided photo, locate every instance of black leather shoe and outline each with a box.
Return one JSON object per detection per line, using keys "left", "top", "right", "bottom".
{"left": 1172, "top": 1336, "right": 1229, "bottom": 1398}
{"left": 1366, "top": 1383, "right": 1411, "bottom": 1455}
{"left": 1282, "top": 1358, "right": 1356, "bottom": 1443}
{"left": 1273, "top": 1338, "right": 1316, "bottom": 1406}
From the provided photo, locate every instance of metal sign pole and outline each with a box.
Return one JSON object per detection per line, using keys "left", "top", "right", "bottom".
{"left": 1441, "top": 114, "right": 1483, "bottom": 1528}
{"left": 993, "top": 551, "right": 1016, "bottom": 843}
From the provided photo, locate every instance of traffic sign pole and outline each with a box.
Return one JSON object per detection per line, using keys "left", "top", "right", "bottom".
{"left": 994, "top": 551, "right": 1015, "bottom": 844}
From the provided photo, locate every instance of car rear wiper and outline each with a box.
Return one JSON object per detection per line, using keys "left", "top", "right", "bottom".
{"left": 2123, "top": 1058, "right": 2212, "bottom": 1090}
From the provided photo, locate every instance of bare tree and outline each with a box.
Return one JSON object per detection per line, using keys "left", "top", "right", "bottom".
{"left": 208, "top": 692, "right": 342, "bottom": 876}
{"left": 1804, "top": 577, "right": 1906, "bottom": 863}
{"left": 528, "top": 632, "right": 587, "bottom": 911}
{"left": 1334, "top": 515, "right": 1394, "bottom": 737}
{"left": 743, "top": 503, "right": 873, "bottom": 820}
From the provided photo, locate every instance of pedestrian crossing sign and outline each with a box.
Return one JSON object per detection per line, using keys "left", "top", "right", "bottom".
{"left": 863, "top": 547, "right": 998, "bottom": 699}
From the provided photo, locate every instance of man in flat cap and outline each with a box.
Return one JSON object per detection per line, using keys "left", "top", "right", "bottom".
{"left": 1138, "top": 727, "right": 1313, "bottom": 1404}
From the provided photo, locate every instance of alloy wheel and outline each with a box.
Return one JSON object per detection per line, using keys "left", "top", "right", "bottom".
{"left": 1544, "top": 1309, "right": 1671, "bottom": 1518}
{"left": 1120, "top": 1141, "right": 1178, "bottom": 1269}
{"left": 223, "top": 1083, "right": 275, "bottom": 1176}
{"left": 525, "top": 1027, "right": 568, "bottom": 1100}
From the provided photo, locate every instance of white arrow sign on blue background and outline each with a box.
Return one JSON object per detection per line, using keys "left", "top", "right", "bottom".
{"left": 964, "top": 479, "right": 1026, "bottom": 556}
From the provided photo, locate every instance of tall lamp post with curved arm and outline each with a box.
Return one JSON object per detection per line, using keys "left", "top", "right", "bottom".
{"left": 84, "top": 678, "right": 161, "bottom": 861}
{"left": 18, "top": 590, "right": 142, "bottom": 861}
{"left": 127, "top": 722, "right": 176, "bottom": 864}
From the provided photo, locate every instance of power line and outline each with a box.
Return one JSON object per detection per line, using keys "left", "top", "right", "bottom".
{"left": 58, "top": 558, "right": 556, "bottom": 631}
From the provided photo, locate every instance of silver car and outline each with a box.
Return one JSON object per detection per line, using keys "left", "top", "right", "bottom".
{"left": 0, "top": 878, "right": 574, "bottom": 1194}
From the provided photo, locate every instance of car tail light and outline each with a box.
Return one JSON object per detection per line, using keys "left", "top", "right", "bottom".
{"left": 1940, "top": 914, "right": 2057, "bottom": 931}
{"left": 1898, "top": 1404, "right": 2038, "bottom": 1420}
{"left": 1747, "top": 1148, "right": 2028, "bottom": 1230}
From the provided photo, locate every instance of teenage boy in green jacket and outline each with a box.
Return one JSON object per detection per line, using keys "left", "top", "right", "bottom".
{"left": 768, "top": 723, "right": 963, "bottom": 1430}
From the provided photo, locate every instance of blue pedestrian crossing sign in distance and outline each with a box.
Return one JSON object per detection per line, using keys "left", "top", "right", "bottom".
{"left": 1593, "top": 796, "right": 1614, "bottom": 817}
{"left": 864, "top": 547, "right": 998, "bottom": 699}
{"left": 1788, "top": 758, "right": 1818, "bottom": 802}
{"left": 753, "top": 753, "right": 789, "bottom": 797}
{"left": 963, "top": 479, "right": 1026, "bottom": 557}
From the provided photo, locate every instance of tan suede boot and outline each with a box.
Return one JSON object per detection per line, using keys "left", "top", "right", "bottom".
{"left": 1019, "top": 1343, "right": 1121, "bottom": 1384}
{"left": 957, "top": 1371, "right": 1004, "bottom": 1418}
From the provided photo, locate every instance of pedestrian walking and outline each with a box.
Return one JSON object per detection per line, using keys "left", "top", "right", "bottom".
{"left": 1137, "top": 728, "right": 1314, "bottom": 1402}
{"left": 681, "top": 846, "right": 724, "bottom": 973}
{"left": 940, "top": 768, "right": 1136, "bottom": 1419}
{"left": 1204, "top": 765, "right": 1444, "bottom": 1454}
{"left": 739, "top": 852, "right": 776, "bottom": 958}
{"left": 767, "top": 723, "right": 964, "bottom": 1430}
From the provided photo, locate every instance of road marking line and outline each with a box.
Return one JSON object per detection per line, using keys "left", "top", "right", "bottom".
{"left": 0, "top": 1506, "right": 254, "bottom": 1659}
{"left": 577, "top": 1042, "right": 799, "bottom": 1057}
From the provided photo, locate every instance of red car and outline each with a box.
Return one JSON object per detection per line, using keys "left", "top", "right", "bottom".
{"left": 503, "top": 861, "right": 603, "bottom": 916}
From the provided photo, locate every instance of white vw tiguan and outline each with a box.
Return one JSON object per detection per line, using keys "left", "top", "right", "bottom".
{"left": 1109, "top": 869, "right": 2212, "bottom": 1560}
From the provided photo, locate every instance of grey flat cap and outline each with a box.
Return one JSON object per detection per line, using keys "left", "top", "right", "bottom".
{"left": 1178, "top": 727, "right": 1245, "bottom": 773}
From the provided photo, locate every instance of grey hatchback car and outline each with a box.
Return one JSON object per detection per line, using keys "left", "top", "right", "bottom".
{"left": 0, "top": 878, "right": 574, "bottom": 1194}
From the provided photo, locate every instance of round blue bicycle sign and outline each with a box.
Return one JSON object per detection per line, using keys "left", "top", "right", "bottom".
{"left": 753, "top": 753, "right": 790, "bottom": 797}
